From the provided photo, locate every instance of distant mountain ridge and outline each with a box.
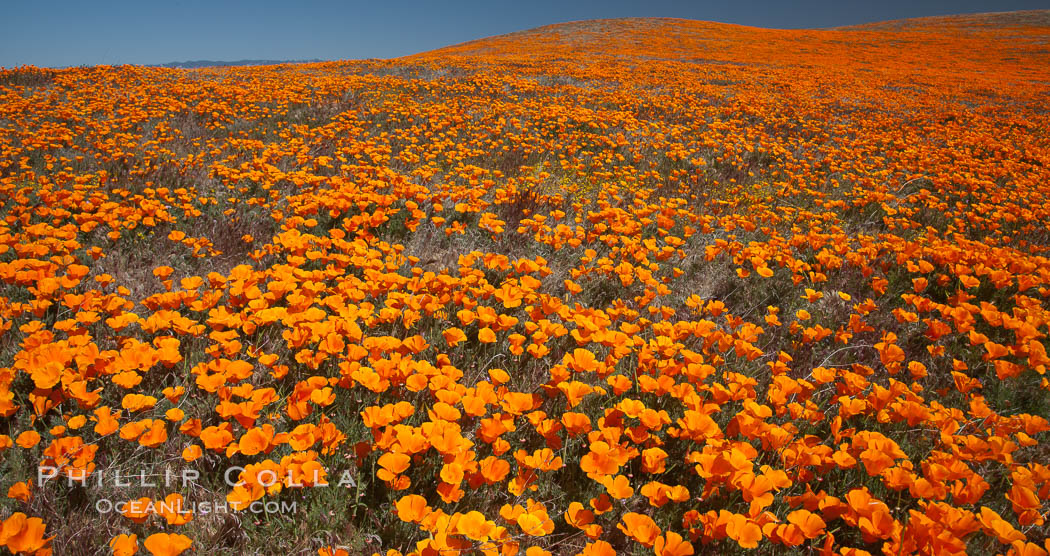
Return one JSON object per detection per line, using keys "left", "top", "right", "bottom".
{"left": 157, "top": 58, "right": 325, "bottom": 69}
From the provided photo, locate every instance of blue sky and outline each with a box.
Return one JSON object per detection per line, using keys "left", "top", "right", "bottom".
{"left": 2, "top": 0, "right": 1047, "bottom": 68}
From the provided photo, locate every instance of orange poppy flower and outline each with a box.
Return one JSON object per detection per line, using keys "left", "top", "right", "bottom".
{"left": 109, "top": 533, "right": 138, "bottom": 556}
{"left": 15, "top": 430, "right": 40, "bottom": 449}
{"left": 654, "top": 531, "right": 694, "bottom": 556}
{"left": 395, "top": 494, "right": 429, "bottom": 523}
{"left": 142, "top": 532, "right": 192, "bottom": 556}
{"left": 618, "top": 512, "right": 660, "bottom": 547}
{"left": 1, "top": 512, "right": 51, "bottom": 553}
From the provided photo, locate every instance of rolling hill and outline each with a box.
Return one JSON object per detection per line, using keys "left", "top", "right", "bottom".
{"left": 0, "top": 10, "right": 1049, "bottom": 556}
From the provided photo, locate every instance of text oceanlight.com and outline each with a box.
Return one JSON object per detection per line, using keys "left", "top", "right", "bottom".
{"left": 94, "top": 498, "right": 297, "bottom": 515}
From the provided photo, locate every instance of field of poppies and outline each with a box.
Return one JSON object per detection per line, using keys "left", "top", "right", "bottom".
{"left": 1, "top": 10, "right": 1049, "bottom": 556}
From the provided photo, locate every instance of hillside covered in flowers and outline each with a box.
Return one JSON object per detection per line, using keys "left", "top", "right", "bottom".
{"left": 1, "top": 10, "right": 1050, "bottom": 556}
